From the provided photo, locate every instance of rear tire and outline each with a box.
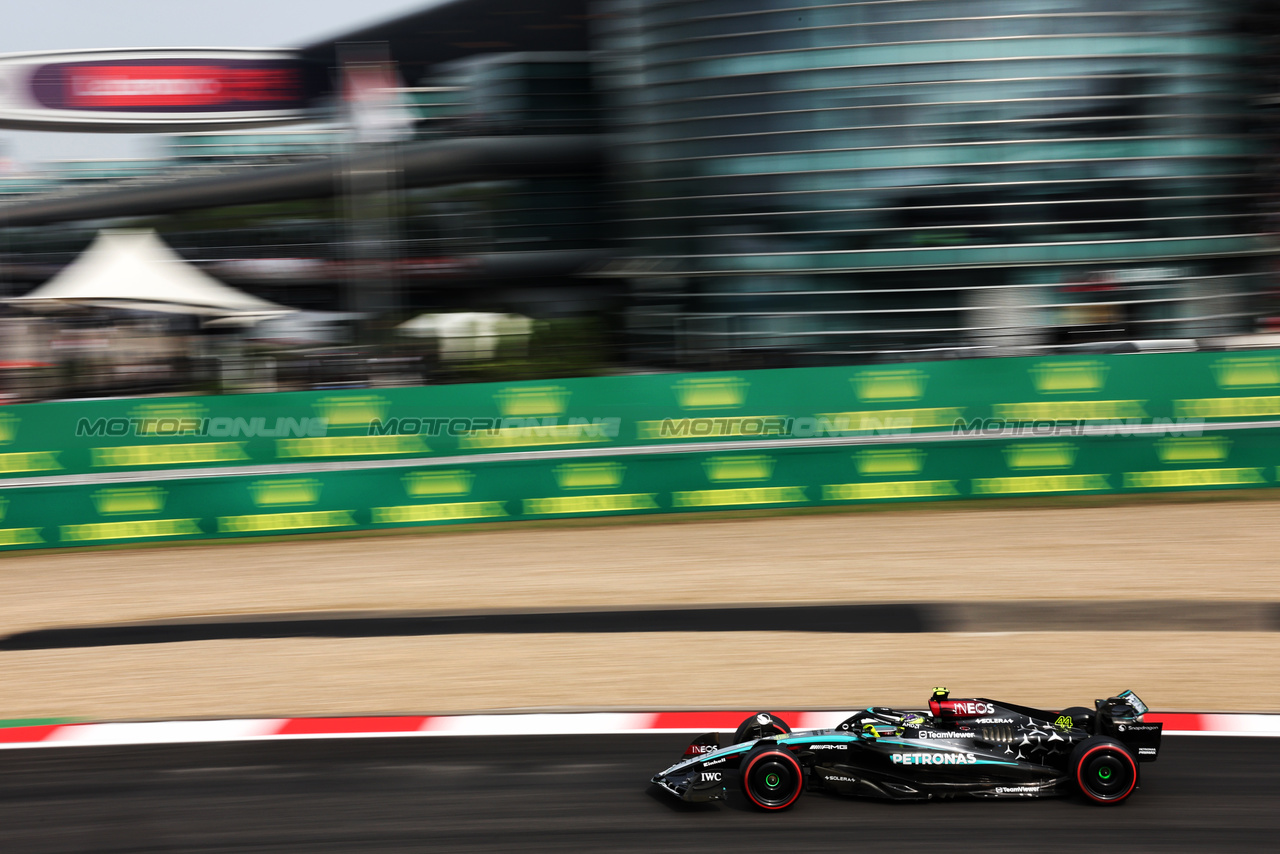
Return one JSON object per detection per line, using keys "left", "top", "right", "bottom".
{"left": 732, "top": 712, "right": 791, "bottom": 745}
{"left": 740, "top": 747, "right": 804, "bottom": 810}
{"left": 1071, "top": 736, "right": 1138, "bottom": 805}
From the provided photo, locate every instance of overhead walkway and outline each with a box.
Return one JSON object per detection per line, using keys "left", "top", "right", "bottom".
{"left": 0, "top": 135, "right": 601, "bottom": 228}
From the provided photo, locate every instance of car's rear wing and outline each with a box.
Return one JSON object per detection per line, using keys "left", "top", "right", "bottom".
{"left": 1098, "top": 690, "right": 1161, "bottom": 762}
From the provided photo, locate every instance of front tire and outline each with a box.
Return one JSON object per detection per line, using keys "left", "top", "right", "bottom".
{"left": 1071, "top": 736, "right": 1138, "bottom": 805}
{"left": 740, "top": 747, "right": 803, "bottom": 810}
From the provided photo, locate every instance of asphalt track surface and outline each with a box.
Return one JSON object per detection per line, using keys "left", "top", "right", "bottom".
{"left": 0, "top": 735, "right": 1273, "bottom": 852}
{"left": 5, "top": 600, "right": 1279, "bottom": 650}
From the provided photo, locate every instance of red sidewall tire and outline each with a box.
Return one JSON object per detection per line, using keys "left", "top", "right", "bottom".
{"left": 1075, "top": 744, "right": 1137, "bottom": 804}
{"left": 741, "top": 749, "right": 803, "bottom": 811}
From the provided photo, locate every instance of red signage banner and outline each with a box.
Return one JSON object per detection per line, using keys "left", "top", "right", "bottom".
{"left": 32, "top": 60, "right": 309, "bottom": 113}
{"left": 0, "top": 49, "right": 325, "bottom": 131}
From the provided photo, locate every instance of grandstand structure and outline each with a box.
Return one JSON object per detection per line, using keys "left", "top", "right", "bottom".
{"left": 1, "top": 0, "right": 1278, "bottom": 367}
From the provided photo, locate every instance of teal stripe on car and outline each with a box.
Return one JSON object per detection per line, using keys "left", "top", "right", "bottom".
{"left": 778, "top": 735, "right": 860, "bottom": 746}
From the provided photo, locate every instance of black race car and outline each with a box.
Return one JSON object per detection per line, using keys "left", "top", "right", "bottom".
{"left": 651, "top": 688, "right": 1161, "bottom": 810}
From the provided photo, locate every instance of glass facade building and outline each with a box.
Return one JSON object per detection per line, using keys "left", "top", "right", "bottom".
{"left": 5, "top": 0, "right": 1278, "bottom": 368}
{"left": 598, "top": 0, "right": 1279, "bottom": 364}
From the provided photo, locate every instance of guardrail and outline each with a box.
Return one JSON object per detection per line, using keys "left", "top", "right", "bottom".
{"left": 0, "top": 348, "right": 1277, "bottom": 550}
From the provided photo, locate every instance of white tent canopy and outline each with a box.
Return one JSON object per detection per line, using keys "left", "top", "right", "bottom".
{"left": 7, "top": 229, "right": 294, "bottom": 317}
{"left": 397, "top": 312, "right": 533, "bottom": 360}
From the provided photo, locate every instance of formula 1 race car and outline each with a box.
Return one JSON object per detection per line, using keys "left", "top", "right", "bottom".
{"left": 651, "top": 689, "right": 1161, "bottom": 810}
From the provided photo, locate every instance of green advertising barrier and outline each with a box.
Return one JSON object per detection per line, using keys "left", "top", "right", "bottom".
{"left": 2, "top": 349, "right": 1280, "bottom": 480}
{"left": 0, "top": 426, "right": 1275, "bottom": 551}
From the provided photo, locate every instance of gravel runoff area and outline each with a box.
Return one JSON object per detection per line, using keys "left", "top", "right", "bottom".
{"left": 3, "top": 498, "right": 1279, "bottom": 720}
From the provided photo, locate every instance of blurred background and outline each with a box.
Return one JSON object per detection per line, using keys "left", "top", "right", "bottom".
{"left": 1, "top": 0, "right": 1279, "bottom": 401}
{"left": 5, "top": 14, "right": 1280, "bottom": 839}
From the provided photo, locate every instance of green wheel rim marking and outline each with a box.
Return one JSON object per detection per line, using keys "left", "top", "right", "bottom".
{"left": 765, "top": 773, "right": 780, "bottom": 788}
{"left": 1098, "top": 767, "right": 1112, "bottom": 780}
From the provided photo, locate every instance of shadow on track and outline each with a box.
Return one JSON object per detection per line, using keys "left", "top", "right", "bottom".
{"left": 5, "top": 600, "right": 1277, "bottom": 650}
{"left": 0, "top": 604, "right": 927, "bottom": 650}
